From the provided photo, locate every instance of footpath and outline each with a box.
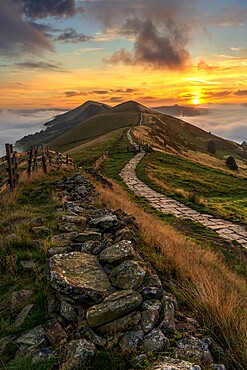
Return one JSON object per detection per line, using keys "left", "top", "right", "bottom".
{"left": 120, "top": 152, "right": 247, "bottom": 250}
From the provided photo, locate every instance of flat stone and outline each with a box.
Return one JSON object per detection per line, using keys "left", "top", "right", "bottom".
{"left": 61, "top": 339, "right": 96, "bottom": 369}
{"left": 48, "top": 246, "right": 72, "bottom": 257}
{"left": 11, "top": 289, "right": 34, "bottom": 310}
{"left": 98, "top": 311, "right": 141, "bottom": 334}
{"left": 50, "top": 252, "right": 112, "bottom": 304}
{"left": 109, "top": 260, "right": 146, "bottom": 290}
{"left": 13, "top": 304, "right": 35, "bottom": 327}
{"left": 119, "top": 330, "right": 144, "bottom": 352}
{"left": 88, "top": 215, "right": 122, "bottom": 231}
{"left": 141, "top": 287, "right": 164, "bottom": 300}
{"left": 147, "top": 357, "right": 201, "bottom": 370}
{"left": 16, "top": 325, "right": 45, "bottom": 352}
{"left": 72, "top": 231, "right": 101, "bottom": 243}
{"left": 51, "top": 232, "right": 77, "bottom": 246}
{"left": 143, "top": 328, "right": 169, "bottom": 352}
{"left": 45, "top": 321, "right": 67, "bottom": 345}
{"left": 61, "top": 215, "right": 86, "bottom": 225}
{"left": 99, "top": 240, "right": 136, "bottom": 264}
{"left": 86, "top": 290, "right": 143, "bottom": 327}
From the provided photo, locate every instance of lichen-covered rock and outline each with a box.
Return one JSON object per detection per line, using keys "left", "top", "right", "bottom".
{"left": 13, "top": 304, "right": 35, "bottom": 327}
{"left": 58, "top": 223, "right": 78, "bottom": 233}
{"left": 84, "top": 327, "right": 106, "bottom": 347}
{"left": 16, "top": 325, "right": 45, "bottom": 352}
{"left": 109, "top": 260, "right": 146, "bottom": 290}
{"left": 61, "top": 215, "right": 86, "bottom": 225}
{"left": 72, "top": 231, "right": 101, "bottom": 243}
{"left": 119, "top": 330, "right": 144, "bottom": 352}
{"left": 98, "top": 311, "right": 141, "bottom": 334}
{"left": 160, "top": 296, "right": 176, "bottom": 334}
{"left": 143, "top": 328, "right": 169, "bottom": 352}
{"left": 60, "top": 301, "right": 77, "bottom": 322}
{"left": 51, "top": 232, "right": 77, "bottom": 246}
{"left": 48, "top": 246, "right": 72, "bottom": 257}
{"left": 32, "top": 347, "right": 56, "bottom": 364}
{"left": 50, "top": 252, "right": 112, "bottom": 304}
{"left": 174, "top": 337, "right": 213, "bottom": 364}
{"left": 99, "top": 240, "right": 136, "bottom": 264}
{"left": 76, "top": 185, "right": 87, "bottom": 196}
{"left": 11, "top": 289, "right": 34, "bottom": 310}
{"left": 211, "top": 365, "right": 226, "bottom": 370}
{"left": 45, "top": 321, "right": 67, "bottom": 345}
{"left": 86, "top": 290, "right": 143, "bottom": 327}
{"left": 141, "top": 309, "right": 160, "bottom": 334}
{"left": 79, "top": 241, "right": 101, "bottom": 254}
{"left": 146, "top": 356, "right": 201, "bottom": 370}
{"left": 115, "top": 228, "right": 136, "bottom": 242}
{"left": 142, "top": 299, "right": 162, "bottom": 312}
{"left": 61, "top": 339, "right": 96, "bottom": 370}
{"left": 88, "top": 215, "right": 122, "bottom": 231}
{"left": 141, "top": 287, "right": 164, "bottom": 300}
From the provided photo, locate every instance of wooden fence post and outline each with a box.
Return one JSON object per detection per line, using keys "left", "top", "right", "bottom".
{"left": 41, "top": 146, "right": 47, "bottom": 174}
{"left": 27, "top": 146, "right": 33, "bottom": 177}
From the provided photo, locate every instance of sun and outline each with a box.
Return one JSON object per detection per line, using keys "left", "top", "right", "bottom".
{"left": 192, "top": 98, "right": 200, "bottom": 105}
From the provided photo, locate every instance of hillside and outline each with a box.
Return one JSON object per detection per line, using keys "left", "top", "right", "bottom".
{"left": 153, "top": 104, "right": 209, "bottom": 117}
{"left": 16, "top": 101, "right": 110, "bottom": 149}
{"left": 50, "top": 101, "right": 141, "bottom": 152}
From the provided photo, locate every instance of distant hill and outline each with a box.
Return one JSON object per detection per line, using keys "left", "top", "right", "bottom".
{"left": 50, "top": 101, "right": 141, "bottom": 152}
{"left": 153, "top": 104, "right": 209, "bottom": 117}
{"left": 16, "top": 101, "right": 110, "bottom": 149}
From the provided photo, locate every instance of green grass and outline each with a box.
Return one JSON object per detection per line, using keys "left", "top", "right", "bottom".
{"left": 137, "top": 151, "right": 247, "bottom": 223}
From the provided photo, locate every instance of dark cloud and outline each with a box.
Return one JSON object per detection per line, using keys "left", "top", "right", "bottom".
{"left": 205, "top": 90, "right": 232, "bottom": 98}
{"left": 64, "top": 91, "right": 86, "bottom": 97}
{"left": 22, "top": 0, "right": 79, "bottom": 19}
{"left": 14, "top": 61, "right": 61, "bottom": 70}
{"left": 92, "top": 90, "right": 109, "bottom": 95}
{"left": 29, "top": 22, "right": 61, "bottom": 38}
{"left": 88, "top": 0, "right": 196, "bottom": 69}
{"left": 235, "top": 90, "right": 247, "bottom": 96}
{"left": 0, "top": 1, "right": 54, "bottom": 55}
{"left": 56, "top": 28, "right": 93, "bottom": 43}
{"left": 109, "top": 97, "right": 123, "bottom": 102}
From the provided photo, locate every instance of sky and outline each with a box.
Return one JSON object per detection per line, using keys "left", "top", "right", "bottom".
{"left": 0, "top": 0, "right": 247, "bottom": 153}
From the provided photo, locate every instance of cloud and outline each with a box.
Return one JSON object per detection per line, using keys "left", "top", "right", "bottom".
{"left": 55, "top": 28, "right": 93, "bottom": 43}
{"left": 235, "top": 90, "right": 247, "bottom": 96}
{"left": 0, "top": 1, "right": 54, "bottom": 56}
{"left": 22, "top": 0, "right": 79, "bottom": 19}
{"left": 64, "top": 91, "right": 86, "bottom": 97}
{"left": 197, "top": 60, "right": 214, "bottom": 71}
{"left": 88, "top": 0, "right": 196, "bottom": 70}
{"left": 14, "top": 61, "right": 61, "bottom": 70}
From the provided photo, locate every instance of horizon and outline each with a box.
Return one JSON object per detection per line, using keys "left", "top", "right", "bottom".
{"left": 1, "top": 0, "right": 247, "bottom": 110}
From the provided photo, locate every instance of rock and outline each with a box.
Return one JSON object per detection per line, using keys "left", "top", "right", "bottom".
{"left": 119, "top": 330, "right": 144, "bottom": 352}
{"left": 79, "top": 241, "right": 101, "bottom": 254}
{"left": 98, "top": 311, "right": 141, "bottom": 334}
{"left": 69, "top": 205, "right": 84, "bottom": 215}
{"left": 20, "top": 260, "right": 37, "bottom": 269}
{"left": 45, "top": 321, "right": 67, "bottom": 345}
{"left": 109, "top": 260, "right": 146, "bottom": 290}
{"left": 16, "top": 325, "right": 45, "bottom": 352}
{"left": 160, "top": 296, "right": 176, "bottom": 334}
{"left": 140, "top": 264, "right": 163, "bottom": 289}
{"left": 143, "top": 328, "right": 169, "bottom": 352}
{"left": 60, "top": 301, "right": 77, "bottom": 322}
{"left": 49, "top": 252, "right": 112, "bottom": 304}
{"left": 28, "top": 217, "right": 43, "bottom": 226}
{"left": 11, "top": 289, "right": 34, "bottom": 310}
{"left": 131, "top": 354, "right": 148, "bottom": 366}
{"left": 32, "top": 347, "right": 56, "bottom": 364}
{"left": 47, "top": 296, "right": 60, "bottom": 314}
{"left": 58, "top": 223, "right": 78, "bottom": 232}
{"left": 48, "top": 246, "right": 72, "bottom": 257}
{"left": 32, "top": 226, "right": 50, "bottom": 235}
{"left": 86, "top": 290, "right": 143, "bottom": 327}
{"left": 88, "top": 215, "right": 122, "bottom": 231}
{"left": 61, "top": 215, "right": 86, "bottom": 225}
{"left": 76, "top": 185, "right": 87, "bottom": 196}
{"left": 84, "top": 327, "right": 107, "bottom": 347}
{"left": 115, "top": 228, "right": 136, "bottom": 242}
{"left": 13, "top": 304, "right": 35, "bottom": 327}
{"left": 141, "top": 287, "right": 164, "bottom": 300}
{"left": 0, "top": 335, "right": 16, "bottom": 354}
{"left": 51, "top": 232, "right": 77, "bottom": 246}
{"left": 174, "top": 337, "right": 213, "bottom": 364}
{"left": 146, "top": 356, "right": 201, "bottom": 370}
{"left": 142, "top": 299, "right": 162, "bottom": 312}
{"left": 211, "top": 365, "right": 226, "bottom": 370}
{"left": 62, "top": 339, "right": 96, "bottom": 369}
{"left": 141, "top": 309, "right": 160, "bottom": 334}
{"left": 72, "top": 231, "right": 101, "bottom": 243}
{"left": 99, "top": 240, "right": 136, "bottom": 264}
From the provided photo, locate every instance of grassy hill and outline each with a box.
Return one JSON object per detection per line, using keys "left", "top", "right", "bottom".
{"left": 50, "top": 101, "right": 140, "bottom": 152}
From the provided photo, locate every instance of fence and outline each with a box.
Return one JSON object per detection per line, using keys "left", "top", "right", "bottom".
{"left": 0, "top": 144, "right": 76, "bottom": 199}
{"left": 108, "top": 143, "right": 153, "bottom": 155}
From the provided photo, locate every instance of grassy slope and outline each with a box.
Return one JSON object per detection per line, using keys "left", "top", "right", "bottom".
{"left": 136, "top": 151, "right": 247, "bottom": 223}
{"left": 50, "top": 101, "right": 140, "bottom": 152}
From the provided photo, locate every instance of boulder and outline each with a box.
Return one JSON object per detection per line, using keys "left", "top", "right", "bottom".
{"left": 119, "top": 330, "right": 144, "bottom": 352}
{"left": 87, "top": 215, "right": 122, "bottom": 231}
{"left": 50, "top": 252, "right": 112, "bottom": 304}
{"left": 174, "top": 337, "right": 213, "bottom": 364}
{"left": 109, "top": 260, "right": 146, "bottom": 290}
{"left": 16, "top": 325, "right": 46, "bottom": 352}
{"left": 62, "top": 339, "right": 96, "bottom": 369}
{"left": 72, "top": 231, "right": 101, "bottom": 243}
{"left": 86, "top": 290, "right": 143, "bottom": 327}
{"left": 98, "top": 311, "right": 141, "bottom": 334}
{"left": 143, "top": 328, "right": 169, "bottom": 352}
{"left": 146, "top": 357, "right": 201, "bottom": 370}
{"left": 99, "top": 240, "right": 136, "bottom": 264}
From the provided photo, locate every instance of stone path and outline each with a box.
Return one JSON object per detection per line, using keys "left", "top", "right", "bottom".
{"left": 120, "top": 152, "right": 247, "bottom": 249}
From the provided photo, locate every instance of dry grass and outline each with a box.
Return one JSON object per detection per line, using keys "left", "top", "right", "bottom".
{"left": 93, "top": 179, "right": 247, "bottom": 369}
